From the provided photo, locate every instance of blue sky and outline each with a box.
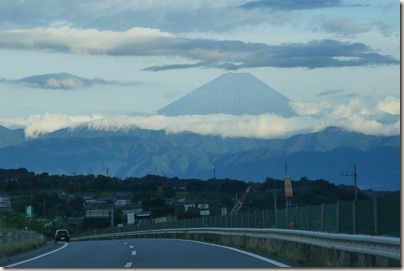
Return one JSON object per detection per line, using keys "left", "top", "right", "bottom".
{"left": 0, "top": 0, "right": 400, "bottom": 138}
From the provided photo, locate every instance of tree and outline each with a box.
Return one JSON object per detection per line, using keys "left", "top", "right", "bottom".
{"left": 162, "top": 186, "right": 176, "bottom": 198}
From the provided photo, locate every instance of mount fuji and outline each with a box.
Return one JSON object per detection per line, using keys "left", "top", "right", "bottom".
{"left": 158, "top": 72, "right": 296, "bottom": 117}
{"left": 0, "top": 73, "right": 399, "bottom": 190}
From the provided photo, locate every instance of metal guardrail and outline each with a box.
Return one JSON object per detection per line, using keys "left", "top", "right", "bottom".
{"left": 71, "top": 227, "right": 400, "bottom": 260}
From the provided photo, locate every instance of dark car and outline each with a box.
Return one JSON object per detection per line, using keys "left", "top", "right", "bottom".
{"left": 55, "top": 229, "right": 70, "bottom": 242}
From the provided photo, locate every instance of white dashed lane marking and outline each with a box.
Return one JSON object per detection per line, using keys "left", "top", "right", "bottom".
{"left": 124, "top": 262, "right": 132, "bottom": 268}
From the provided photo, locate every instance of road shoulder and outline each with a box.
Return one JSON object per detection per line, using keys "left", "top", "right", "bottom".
{"left": 0, "top": 241, "right": 64, "bottom": 267}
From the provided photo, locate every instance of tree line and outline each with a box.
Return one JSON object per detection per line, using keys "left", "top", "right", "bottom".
{"left": 0, "top": 168, "right": 398, "bottom": 238}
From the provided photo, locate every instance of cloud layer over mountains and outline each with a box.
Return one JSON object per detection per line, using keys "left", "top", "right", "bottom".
{"left": 1, "top": 95, "right": 399, "bottom": 140}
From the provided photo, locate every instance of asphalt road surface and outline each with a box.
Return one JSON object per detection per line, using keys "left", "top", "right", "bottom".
{"left": 6, "top": 238, "right": 290, "bottom": 268}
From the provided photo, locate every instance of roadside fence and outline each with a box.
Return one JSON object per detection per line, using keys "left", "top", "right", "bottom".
{"left": 79, "top": 197, "right": 400, "bottom": 238}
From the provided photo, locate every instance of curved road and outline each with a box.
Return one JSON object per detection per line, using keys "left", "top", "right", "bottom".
{"left": 6, "top": 238, "right": 290, "bottom": 268}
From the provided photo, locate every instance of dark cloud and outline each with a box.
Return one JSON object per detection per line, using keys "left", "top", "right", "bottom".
{"left": 143, "top": 62, "right": 206, "bottom": 72}
{"left": 240, "top": 0, "right": 343, "bottom": 10}
{"left": 318, "top": 89, "right": 344, "bottom": 97}
{"left": 143, "top": 38, "right": 399, "bottom": 71}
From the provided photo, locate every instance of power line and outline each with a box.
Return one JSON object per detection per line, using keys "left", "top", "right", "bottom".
{"left": 360, "top": 174, "right": 400, "bottom": 178}
{"left": 341, "top": 163, "right": 357, "bottom": 201}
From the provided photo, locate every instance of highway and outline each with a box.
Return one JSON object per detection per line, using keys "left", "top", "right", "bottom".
{"left": 6, "top": 238, "right": 290, "bottom": 268}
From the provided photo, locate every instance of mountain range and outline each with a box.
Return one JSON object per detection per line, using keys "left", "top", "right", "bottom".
{"left": 0, "top": 125, "right": 399, "bottom": 190}
{"left": 0, "top": 73, "right": 400, "bottom": 191}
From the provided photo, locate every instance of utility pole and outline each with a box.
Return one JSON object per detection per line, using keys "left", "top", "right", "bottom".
{"left": 43, "top": 200, "right": 46, "bottom": 220}
{"left": 273, "top": 179, "right": 278, "bottom": 228}
{"left": 285, "top": 162, "right": 288, "bottom": 207}
{"left": 341, "top": 163, "right": 358, "bottom": 201}
{"left": 273, "top": 179, "right": 277, "bottom": 209}
{"left": 285, "top": 162, "right": 288, "bottom": 176}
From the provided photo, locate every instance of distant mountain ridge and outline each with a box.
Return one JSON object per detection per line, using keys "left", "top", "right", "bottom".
{"left": 36, "top": 125, "right": 400, "bottom": 153}
{"left": 0, "top": 125, "right": 399, "bottom": 190}
{"left": 0, "top": 125, "right": 25, "bottom": 148}
{"left": 158, "top": 72, "right": 296, "bottom": 116}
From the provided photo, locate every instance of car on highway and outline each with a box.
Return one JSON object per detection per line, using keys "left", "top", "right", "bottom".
{"left": 54, "top": 229, "right": 70, "bottom": 242}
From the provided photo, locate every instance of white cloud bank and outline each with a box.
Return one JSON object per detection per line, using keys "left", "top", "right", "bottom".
{"left": 0, "top": 96, "right": 399, "bottom": 139}
{"left": 0, "top": 114, "right": 104, "bottom": 138}
{"left": 377, "top": 96, "right": 400, "bottom": 115}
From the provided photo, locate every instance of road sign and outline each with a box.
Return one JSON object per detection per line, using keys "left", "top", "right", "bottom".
{"left": 200, "top": 210, "right": 210, "bottom": 216}
{"left": 85, "top": 209, "right": 111, "bottom": 218}
{"left": 25, "top": 206, "right": 33, "bottom": 218}
{"left": 284, "top": 176, "right": 293, "bottom": 198}
{"left": 198, "top": 204, "right": 209, "bottom": 209}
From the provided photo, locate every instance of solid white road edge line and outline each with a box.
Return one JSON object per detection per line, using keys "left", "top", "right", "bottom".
{"left": 178, "top": 239, "right": 290, "bottom": 268}
{"left": 5, "top": 242, "right": 69, "bottom": 267}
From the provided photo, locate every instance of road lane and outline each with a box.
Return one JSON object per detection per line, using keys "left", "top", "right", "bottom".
{"left": 7, "top": 240, "right": 133, "bottom": 268}
{"left": 7, "top": 238, "right": 290, "bottom": 268}
{"left": 128, "top": 238, "right": 289, "bottom": 268}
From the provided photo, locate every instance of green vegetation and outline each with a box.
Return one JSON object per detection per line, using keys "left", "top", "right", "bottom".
{"left": 0, "top": 238, "right": 45, "bottom": 258}
{"left": 0, "top": 168, "right": 399, "bottom": 239}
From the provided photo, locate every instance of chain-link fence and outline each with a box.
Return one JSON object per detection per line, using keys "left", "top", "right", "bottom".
{"left": 82, "top": 197, "right": 400, "bottom": 238}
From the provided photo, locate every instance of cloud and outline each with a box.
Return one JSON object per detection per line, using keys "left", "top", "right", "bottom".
{"left": 380, "top": 1, "right": 397, "bottom": 12}
{"left": 0, "top": 1, "right": 275, "bottom": 33}
{"left": 45, "top": 78, "right": 83, "bottom": 89}
{"left": 290, "top": 101, "right": 332, "bottom": 116}
{"left": 85, "top": 114, "right": 318, "bottom": 139}
{"left": 292, "top": 97, "right": 393, "bottom": 117}
{"left": 0, "top": 114, "right": 104, "bottom": 138}
{"left": 290, "top": 97, "right": 400, "bottom": 136}
{"left": 240, "top": 0, "right": 344, "bottom": 10}
{"left": 317, "top": 88, "right": 344, "bottom": 97}
{"left": 0, "top": 26, "right": 173, "bottom": 54}
{"left": 143, "top": 62, "right": 206, "bottom": 72}
{"left": 372, "top": 20, "right": 395, "bottom": 37}
{"left": 377, "top": 96, "right": 400, "bottom": 115}
{"left": 315, "top": 17, "right": 369, "bottom": 37}
{"left": 1, "top": 73, "right": 139, "bottom": 90}
{"left": 0, "top": 95, "right": 399, "bottom": 139}
{"left": 0, "top": 26, "right": 398, "bottom": 70}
